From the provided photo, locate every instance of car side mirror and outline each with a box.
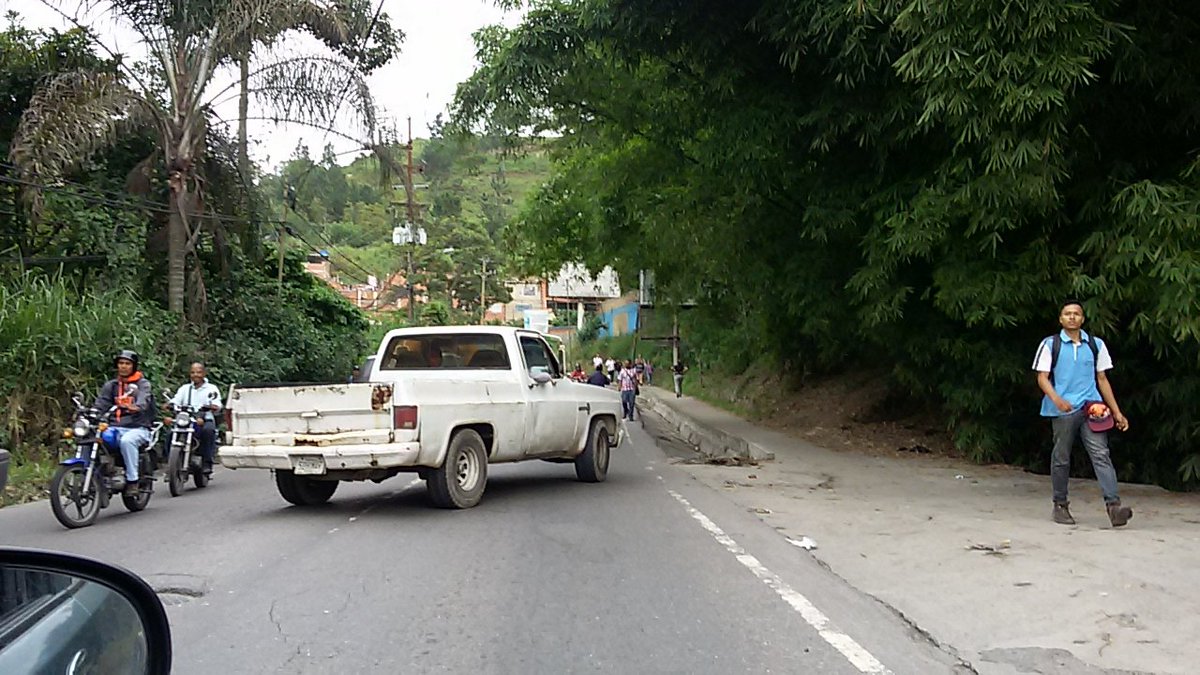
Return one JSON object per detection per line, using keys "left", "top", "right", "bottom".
{"left": 0, "top": 547, "right": 172, "bottom": 674}
{"left": 530, "top": 371, "right": 553, "bottom": 386}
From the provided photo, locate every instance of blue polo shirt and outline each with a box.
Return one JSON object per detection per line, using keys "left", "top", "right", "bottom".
{"left": 1032, "top": 330, "right": 1112, "bottom": 417}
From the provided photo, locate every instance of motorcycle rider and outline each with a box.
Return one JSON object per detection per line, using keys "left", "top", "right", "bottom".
{"left": 94, "top": 350, "right": 154, "bottom": 495}
{"left": 169, "top": 362, "right": 223, "bottom": 474}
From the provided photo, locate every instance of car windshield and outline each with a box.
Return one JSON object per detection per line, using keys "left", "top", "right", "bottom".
{"left": 378, "top": 333, "right": 512, "bottom": 370}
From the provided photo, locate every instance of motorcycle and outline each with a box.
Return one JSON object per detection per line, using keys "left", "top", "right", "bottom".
{"left": 49, "top": 395, "right": 164, "bottom": 529}
{"left": 163, "top": 392, "right": 219, "bottom": 496}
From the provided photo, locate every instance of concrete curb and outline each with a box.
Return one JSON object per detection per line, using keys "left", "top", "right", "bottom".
{"left": 638, "top": 390, "right": 775, "bottom": 462}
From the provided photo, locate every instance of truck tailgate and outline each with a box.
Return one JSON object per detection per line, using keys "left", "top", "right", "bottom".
{"left": 230, "top": 383, "right": 395, "bottom": 446}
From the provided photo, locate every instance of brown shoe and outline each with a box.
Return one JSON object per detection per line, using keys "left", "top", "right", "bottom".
{"left": 1107, "top": 501, "right": 1133, "bottom": 527}
{"left": 123, "top": 482, "right": 140, "bottom": 497}
{"left": 1053, "top": 502, "right": 1075, "bottom": 525}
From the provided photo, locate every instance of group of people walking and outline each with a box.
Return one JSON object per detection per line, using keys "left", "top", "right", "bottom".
{"left": 566, "top": 352, "right": 690, "bottom": 421}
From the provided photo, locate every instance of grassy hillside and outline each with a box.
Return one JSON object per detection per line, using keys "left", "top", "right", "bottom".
{"left": 261, "top": 136, "right": 554, "bottom": 314}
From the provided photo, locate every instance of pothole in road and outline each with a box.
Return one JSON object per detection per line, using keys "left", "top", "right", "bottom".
{"left": 142, "top": 573, "right": 208, "bottom": 606}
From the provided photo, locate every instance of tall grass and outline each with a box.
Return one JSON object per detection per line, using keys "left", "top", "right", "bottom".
{"left": 0, "top": 274, "right": 172, "bottom": 461}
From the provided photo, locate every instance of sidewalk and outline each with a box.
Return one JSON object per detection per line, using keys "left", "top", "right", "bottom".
{"left": 639, "top": 387, "right": 1200, "bottom": 675}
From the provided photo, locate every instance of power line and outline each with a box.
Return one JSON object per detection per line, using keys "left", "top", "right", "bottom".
{"left": 0, "top": 172, "right": 261, "bottom": 227}
{"left": 285, "top": 209, "right": 377, "bottom": 282}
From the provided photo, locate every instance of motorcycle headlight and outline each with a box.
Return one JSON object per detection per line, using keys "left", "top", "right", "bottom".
{"left": 72, "top": 419, "right": 91, "bottom": 438}
{"left": 177, "top": 412, "right": 192, "bottom": 426}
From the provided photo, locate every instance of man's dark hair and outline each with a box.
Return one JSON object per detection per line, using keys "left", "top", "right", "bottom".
{"left": 595, "top": 364, "right": 603, "bottom": 372}
{"left": 1060, "top": 299, "right": 1085, "bottom": 314}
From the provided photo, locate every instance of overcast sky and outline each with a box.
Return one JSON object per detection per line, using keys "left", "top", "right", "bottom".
{"left": 2, "top": 0, "right": 522, "bottom": 170}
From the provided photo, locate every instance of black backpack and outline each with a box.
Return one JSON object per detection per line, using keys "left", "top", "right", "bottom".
{"left": 1047, "top": 334, "right": 1100, "bottom": 385}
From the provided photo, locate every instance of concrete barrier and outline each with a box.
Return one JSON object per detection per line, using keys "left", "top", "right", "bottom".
{"left": 637, "top": 392, "right": 774, "bottom": 462}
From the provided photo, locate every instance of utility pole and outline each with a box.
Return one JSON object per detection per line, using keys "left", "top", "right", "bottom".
{"left": 405, "top": 117, "right": 417, "bottom": 322}
{"left": 277, "top": 183, "right": 293, "bottom": 290}
{"left": 478, "top": 258, "right": 492, "bottom": 323}
{"left": 672, "top": 310, "right": 680, "bottom": 368}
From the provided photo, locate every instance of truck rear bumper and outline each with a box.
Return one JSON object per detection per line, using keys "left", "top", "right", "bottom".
{"left": 218, "top": 442, "right": 423, "bottom": 472}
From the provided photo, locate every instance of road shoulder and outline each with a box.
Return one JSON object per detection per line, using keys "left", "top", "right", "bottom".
{"left": 639, "top": 387, "right": 1199, "bottom": 675}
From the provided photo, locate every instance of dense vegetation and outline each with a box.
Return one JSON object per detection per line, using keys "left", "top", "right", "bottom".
{"left": 0, "top": 8, "right": 394, "bottom": 503}
{"left": 259, "top": 127, "right": 553, "bottom": 317}
{"left": 454, "top": 0, "right": 1200, "bottom": 488}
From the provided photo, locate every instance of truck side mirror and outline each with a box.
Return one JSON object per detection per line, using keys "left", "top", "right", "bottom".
{"left": 530, "top": 371, "right": 553, "bottom": 386}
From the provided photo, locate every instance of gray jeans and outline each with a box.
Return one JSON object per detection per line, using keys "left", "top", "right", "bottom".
{"left": 673, "top": 373, "right": 684, "bottom": 396}
{"left": 1051, "top": 409, "right": 1119, "bottom": 504}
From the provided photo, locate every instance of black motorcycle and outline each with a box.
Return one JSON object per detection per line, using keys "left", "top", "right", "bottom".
{"left": 164, "top": 394, "right": 218, "bottom": 496}
{"left": 49, "top": 395, "right": 164, "bottom": 529}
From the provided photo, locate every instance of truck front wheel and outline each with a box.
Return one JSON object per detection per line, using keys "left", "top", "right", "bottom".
{"left": 575, "top": 422, "right": 611, "bottom": 483}
{"left": 275, "top": 470, "right": 338, "bottom": 506}
{"left": 427, "top": 430, "right": 488, "bottom": 509}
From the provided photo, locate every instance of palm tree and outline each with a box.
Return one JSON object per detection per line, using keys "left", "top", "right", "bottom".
{"left": 8, "top": 0, "right": 387, "bottom": 317}
{"left": 232, "top": 0, "right": 402, "bottom": 189}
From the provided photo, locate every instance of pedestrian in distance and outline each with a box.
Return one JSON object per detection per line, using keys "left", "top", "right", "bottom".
{"left": 593, "top": 353, "right": 604, "bottom": 370}
{"left": 604, "top": 356, "right": 616, "bottom": 382}
{"left": 586, "top": 364, "right": 610, "bottom": 387}
{"left": 1032, "top": 300, "right": 1133, "bottom": 527}
{"left": 634, "top": 357, "right": 646, "bottom": 385}
{"left": 672, "top": 361, "right": 687, "bottom": 398}
{"left": 618, "top": 360, "right": 638, "bottom": 421}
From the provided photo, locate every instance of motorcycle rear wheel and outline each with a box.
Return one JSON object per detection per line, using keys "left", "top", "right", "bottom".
{"left": 122, "top": 478, "right": 152, "bottom": 512}
{"left": 50, "top": 465, "right": 101, "bottom": 529}
{"left": 193, "top": 463, "right": 209, "bottom": 488}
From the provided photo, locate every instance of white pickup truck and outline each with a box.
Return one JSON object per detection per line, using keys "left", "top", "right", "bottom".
{"left": 219, "top": 327, "right": 624, "bottom": 508}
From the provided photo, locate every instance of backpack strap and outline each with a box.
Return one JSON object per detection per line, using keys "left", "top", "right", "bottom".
{"left": 1049, "top": 334, "right": 1062, "bottom": 385}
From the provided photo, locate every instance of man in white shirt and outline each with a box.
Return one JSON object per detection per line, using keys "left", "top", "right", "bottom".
{"left": 170, "top": 362, "right": 224, "bottom": 473}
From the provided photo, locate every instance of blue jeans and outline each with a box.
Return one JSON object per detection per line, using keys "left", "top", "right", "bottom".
{"left": 112, "top": 427, "right": 152, "bottom": 482}
{"left": 1051, "top": 409, "right": 1120, "bottom": 504}
{"left": 621, "top": 390, "right": 636, "bottom": 420}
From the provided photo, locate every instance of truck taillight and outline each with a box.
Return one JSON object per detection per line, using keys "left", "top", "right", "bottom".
{"left": 393, "top": 405, "right": 418, "bottom": 430}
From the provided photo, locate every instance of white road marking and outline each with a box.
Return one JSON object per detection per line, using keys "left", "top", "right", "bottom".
{"left": 667, "top": 489, "right": 890, "bottom": 674}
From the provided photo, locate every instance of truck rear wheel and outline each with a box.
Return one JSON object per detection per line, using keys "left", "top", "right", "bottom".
{"left": 427, "top": 429, "right": 487, "bottom": 509}
{"left": 575, "top": 422, "right": 611, "bottom": 483}
{"left": 275, "top": 470, "right": 338, "bottom": 506}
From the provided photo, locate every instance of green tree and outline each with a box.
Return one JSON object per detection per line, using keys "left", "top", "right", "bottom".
{"left": 8, "top": 0, "right": 381, "bottom": 318}
{"left": 453, "top": 0, "right": 1200, "bottom": 487}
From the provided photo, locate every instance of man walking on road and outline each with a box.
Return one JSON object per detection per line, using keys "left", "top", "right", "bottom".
{"left": 618, "top": 360, "right": 638, "bottom": 420}
{"left": 672, "top": 361, "right": 687, "bottom": 398}
{"left": 1032, "top": 300, "right": 1133, "bottom": 527}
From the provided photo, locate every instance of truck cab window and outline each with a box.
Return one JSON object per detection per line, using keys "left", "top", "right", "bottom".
{"left": 519, "top": 336, "right": 562, "bottom": 379}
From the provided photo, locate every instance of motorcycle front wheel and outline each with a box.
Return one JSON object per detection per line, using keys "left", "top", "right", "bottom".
{"left": 167, "top": 444, "right": 187, "bottom": 497}
{"left": 50, "top": 464, "right": 102, "bottom": 529}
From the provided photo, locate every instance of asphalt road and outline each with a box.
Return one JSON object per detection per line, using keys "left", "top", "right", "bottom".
{"left": 0, "top": 421, "right": 966, "bottom": 674}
